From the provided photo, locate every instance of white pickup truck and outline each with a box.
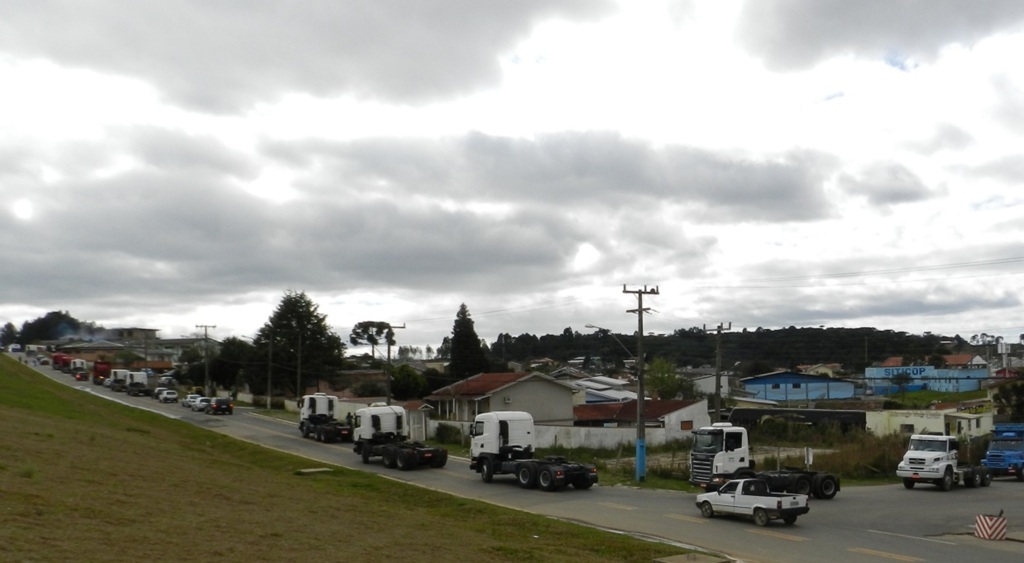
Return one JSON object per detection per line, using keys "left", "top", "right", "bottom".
{"left": 695, "top": 478, "right": 809, "bottom": 526}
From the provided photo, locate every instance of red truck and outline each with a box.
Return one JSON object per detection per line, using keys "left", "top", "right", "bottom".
{"left": 91, "top": 361, "right": 112, "bottom": 386}
{"left": 52, "top": 353, "right": 72, "bottom": 372}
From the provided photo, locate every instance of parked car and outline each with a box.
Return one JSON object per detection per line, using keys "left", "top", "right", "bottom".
{"left": 182, "top": 394, "right": 201, "bottom": 408}
{"left": 191, "top": 397, "right": 212, "bottom": 412}
{"left": 160, "top": 390, "right": 178, "bottom": 403}
{"left": 152, "top": 387, "right": 168, "bottom": 400}
{"left": 206, "top": 398, "right": 234, "bottom": 415}
{"left": 72, "top": 369, "right": 89, "bottom": 381}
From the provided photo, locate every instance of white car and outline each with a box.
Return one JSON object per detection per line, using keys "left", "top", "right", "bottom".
{"left": 160, "top": 390, "right": 178, "bottom": 403}
{"left": 182, "top": 393, "right": 201, "bottom": 408}
{"left": 191, "top": 397, "right": 212, "bottom": 412}
{"left": 152, "top": 387, "right": 168, "bottom": 400}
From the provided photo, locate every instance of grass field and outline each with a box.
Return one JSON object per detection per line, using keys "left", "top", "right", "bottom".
{"left": 0, "top": 355, "right": 692, "bottom": 562}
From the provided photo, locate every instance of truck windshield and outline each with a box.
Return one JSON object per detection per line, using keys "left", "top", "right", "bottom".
{"left": 908, "top": 439, "right": 948, "bottom": 452}
{"left": 692, "top": 432, "right": 723, "bottom": 454}
{"left": 990, "top": 439, "right": 1024, "bottom": 451}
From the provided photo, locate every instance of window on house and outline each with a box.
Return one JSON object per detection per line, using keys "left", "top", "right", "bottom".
{"left": 771, "top": 383, "right": 780, "bottom": 389}
{"left": 793, "top": 383, "right": 802, "bottom": 389}
{"left": 899, "top": 424, "right": 914, "bottom": 434}
{"left": 680, "top": 420, "right": 693, "bottom": 431}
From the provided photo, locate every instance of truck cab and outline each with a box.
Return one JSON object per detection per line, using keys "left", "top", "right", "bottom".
{"left": 982, "top": 423, "right": 1024, "bottom": 481}
{"left": 897, "top": 434, "right": 992, "bottom": 490}
{"left": 690, "top": 422, "right": 754, "bottom": 489}
{"left": 353, "top": 405, "right": 406, "bottom": 442}
{"left": 469, "top": 411, "right": 536, "bottom": 460}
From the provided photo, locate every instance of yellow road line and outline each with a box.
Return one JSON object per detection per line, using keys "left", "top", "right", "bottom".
{"left": 848, "top": 547, "right": 925, "bottom": 562}
{"left": 746, "top": 528, "right": 808, "bottom": 542}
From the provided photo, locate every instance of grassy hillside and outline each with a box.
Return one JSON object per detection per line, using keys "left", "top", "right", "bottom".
{"left": 0, "top": 356, "right": 689, "bottom": 562}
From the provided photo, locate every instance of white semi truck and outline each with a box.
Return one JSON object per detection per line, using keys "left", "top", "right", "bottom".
{"left": 297, "top": 393, "right": 354, "bottom": 443}
{"left": 352, "top": 405, "right": 448, "bottom": 470}
{"left": 689, "top": 422, "right": 840, "bottom": 499}
{"left": 896, "top": 433, "right": 992, "bottom": 490}
{"left": 469, "top": 411, "right": 598, "bottom": 491}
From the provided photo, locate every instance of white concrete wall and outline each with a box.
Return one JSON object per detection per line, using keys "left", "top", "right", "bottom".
{"left": 427, "top": 420, "right": 691, "bottom": 449}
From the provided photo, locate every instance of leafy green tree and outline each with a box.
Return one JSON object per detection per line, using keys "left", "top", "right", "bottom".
{"left": 447, "top": 304, "right": 489, "bottom": 380}
{"left": 18, "top": 311, "right": 94, "bottom": 343}
{"left": 645, "top": 357, "right": 700, "bottom": 400}
{"left": 1, "top": 322, "right": 19, "bottom": 347}
{"left": 993, "top": 381, "right": 1024, "bottom": 422}
{"left": 390, "top": 364, "right": 428, "bottom": 400}
{"left": 436, "top": 336, "right": 451, "bottom": 359}
{"left": 254, "top": 291, "right": 346, "bottom": 397}
{"left": 210, "top": 337, "right": 256, "bottom": 393}
{"left": 421, "top": 367, "right": 446, "bottom": 394}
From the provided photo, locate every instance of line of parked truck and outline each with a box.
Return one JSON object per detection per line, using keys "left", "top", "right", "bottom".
{"left": 296, "top": 393, "right": 598, "bottom": 491}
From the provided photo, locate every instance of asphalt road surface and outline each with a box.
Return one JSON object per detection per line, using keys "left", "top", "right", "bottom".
{"left": 23, "top": 358, "right": 1024, "bottom": 563}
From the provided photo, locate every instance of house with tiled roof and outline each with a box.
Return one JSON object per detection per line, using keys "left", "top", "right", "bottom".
{"left": 426, "top": 372, "right": 577, "bottom": 424}
{"left": 573, "top": 398, "right": 710, "bottom": 436}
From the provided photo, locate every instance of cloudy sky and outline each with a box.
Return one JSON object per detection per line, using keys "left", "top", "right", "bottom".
{"left": 4, "top": 1, "right": 1024, "bottom": 353}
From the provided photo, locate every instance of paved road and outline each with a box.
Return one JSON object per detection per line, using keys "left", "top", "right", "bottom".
{"left": 23, "top": 358, "right": 1024, "bottom": 563}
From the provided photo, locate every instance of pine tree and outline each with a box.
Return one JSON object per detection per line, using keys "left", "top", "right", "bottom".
{"left": 447, "top": 304, "right": 490, "bottom": 380}
{"left": 256, "top": 290, "right": 346, "bottom": 396}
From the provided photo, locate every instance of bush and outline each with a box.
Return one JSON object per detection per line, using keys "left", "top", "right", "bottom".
{"left": 434, "top": 423, "right": 462, "bottom": 444}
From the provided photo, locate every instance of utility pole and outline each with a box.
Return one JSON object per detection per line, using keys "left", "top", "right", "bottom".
{"left": 385, "top": 323, "right": 405, "bottom": 405}
{"left": 296, "top": 332, "right": 302, "bottom": 399}
{"left": 196, "top": 324, "right": 216, "bottom": 397}
{"left": 704, "top": 322, "right": 731, "bottom": 421}
{"left": 266, "top": 327, "right": 273, "bottom": 410}
{"left": 624, "top": 284, "right": 659, "bottom": 483}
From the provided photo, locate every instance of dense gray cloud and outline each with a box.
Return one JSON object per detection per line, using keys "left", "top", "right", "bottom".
{"left": 736, "top": 0, "right": 1024, "bottom": 70}
{"left": 268, "top": 133, "right": 837, "bottom": 223}
{"left": 0, "top": 0, "right": 613, "bottom": 113}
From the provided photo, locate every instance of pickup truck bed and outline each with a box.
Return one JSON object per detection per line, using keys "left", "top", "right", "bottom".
{"left": 696, "top": 478, "right": 809, "bottom": 526}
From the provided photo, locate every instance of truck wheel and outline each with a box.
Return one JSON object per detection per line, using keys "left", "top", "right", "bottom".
{"left": 430, "top": 449, "right": 448, "bottom": 468}
{"left": 966, "top": 470, "right": 981, "bottom": 488}
{"left": 902, "top": 478, "right": 915, "bottom": 489}
{"left": 793, "top": 476, "right": 812, "bottom": 496}
{"left": 782, "top": 515, "right": 797, "bottom": 525}
{"left": 1016, "top": 466, "right": 1024, "bottom": 482}
{"left": 361, "top": 446, "right": 370, "bottom": 464}
{"left": 383, "top": 446, "right": 398, "bottom": 469}
{"left": 517, "top": 463, "right": 538, "bottom": 489}
{"left": 981, "top": 470, "right": 993, "bottom": 487}
{"left": 538, "top": 467, "right": 558, "bottom": 491}
{"left": 480, "top": 458, "right": 494, "bottom": 482}
{"left": 572, "top": 475, "right": 594, "bottom": 490}
{"left": 699, "top": 501, "right": 714, "bottom": 518}
{"left": 938, "top": 468, "right": 953, "bottom": 491}
{"left": 814, "top": 475, "right": 838, "bottom": 500}
{"left": 753, "top": 508, "right": 769, "bottom": 527}
{"left": 396, "top": 449, "right": 413, "bottom": 471}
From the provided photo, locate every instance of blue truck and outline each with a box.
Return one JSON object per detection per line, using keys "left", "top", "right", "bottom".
{"left": 982, "top": 423, "right": 1024, "bottom": 481}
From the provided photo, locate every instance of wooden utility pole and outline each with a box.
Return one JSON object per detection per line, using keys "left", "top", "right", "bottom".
{"left": 624, "top": 284, "right": 659, "bottom": 482}
{"left": 195, "top": 324, "right": 216, "bottom": 397}
{"left": 704, "top": 322, "right": 731, "bottom": 421}
{"left": 385, "top": 323, "right": 405, "bottom": 405}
